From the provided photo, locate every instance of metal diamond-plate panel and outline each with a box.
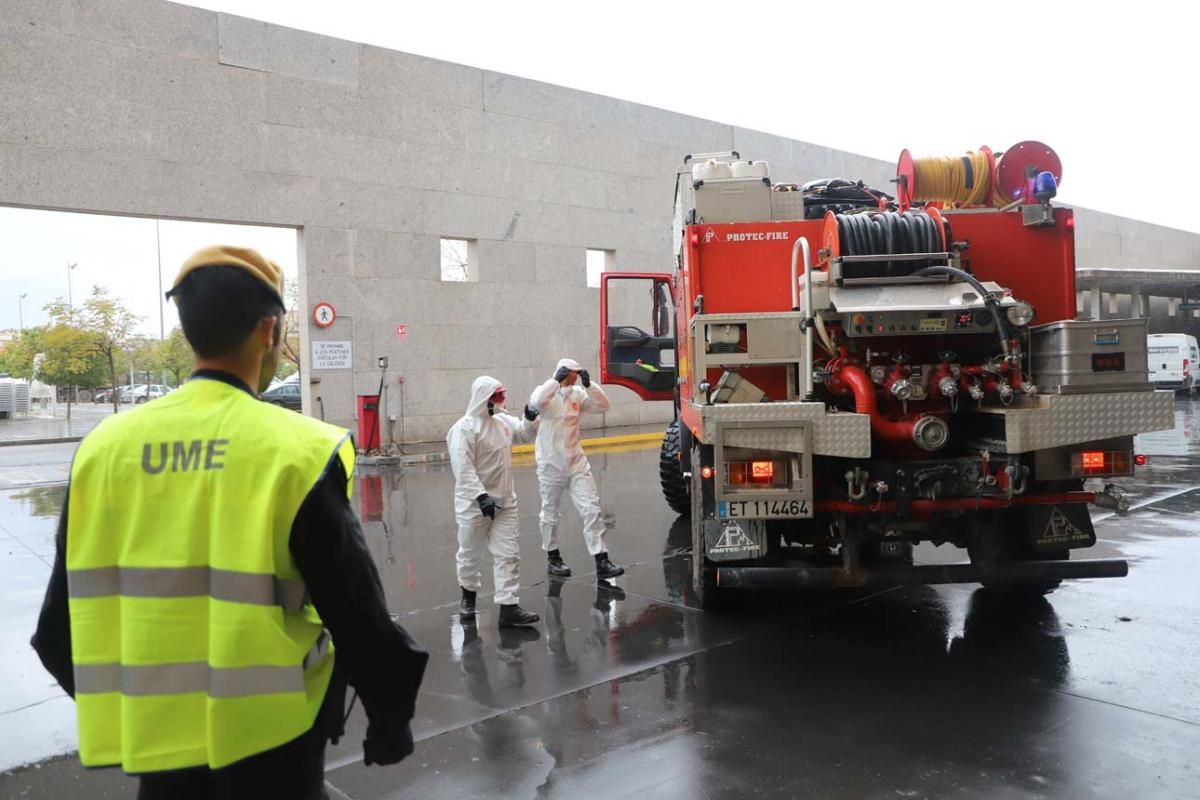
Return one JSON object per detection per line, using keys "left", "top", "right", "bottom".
{"left": 700, "top": 403, "right": 871, "bottom": 457}
{"left": 723, "top": 428, "right": 808, "bottom": 453}
{"left": 995, "top": 390, "right": 1176, "bottom": 453}
{"left": 771, "top": 192, "right": 806, "bottom": 221}
{"left": 812, "top": 415, "right": 871, "bottom": 457}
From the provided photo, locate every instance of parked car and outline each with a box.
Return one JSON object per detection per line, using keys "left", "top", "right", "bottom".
{"left": 130, "top": 384, "right": 171, "bottom": 404}
{"left": 93, "top": 388, "right": 114, "bottom": 404}
{"left": 262, "top": 382, "right": 302, "bottom": 411}
{"left": 1148, "top": 333, "right": 1199, "bottom": 395}
{"left": 117, "top": 385, "right": 145, "bottom": 404}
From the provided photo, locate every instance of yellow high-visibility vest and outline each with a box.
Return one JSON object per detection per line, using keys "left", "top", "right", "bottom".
{"left": 66, "top": 376, "right": 355, "bottom": 773}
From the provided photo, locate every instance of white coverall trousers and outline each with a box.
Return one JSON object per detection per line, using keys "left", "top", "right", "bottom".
{"left": 539, "top": 467, "right": 607, "bottom": 556}
{"left": 456, "top": 504, "right": 521, "bottom": 606}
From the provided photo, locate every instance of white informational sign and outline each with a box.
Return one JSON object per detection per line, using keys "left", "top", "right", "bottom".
{"left": 312, "top": 340, "right": 352, "bottom": 370}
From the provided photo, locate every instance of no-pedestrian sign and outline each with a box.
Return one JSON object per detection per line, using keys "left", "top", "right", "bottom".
{"left": 397, "top": 324, "right": 408, "bottom": 340}
{"left": 313, "top": 302, "right": 336, "bottom": 328}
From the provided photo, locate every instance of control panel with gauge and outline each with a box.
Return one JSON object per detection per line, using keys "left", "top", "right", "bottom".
{"left": 842, "top": 309, "right": 996, "bottom": 337}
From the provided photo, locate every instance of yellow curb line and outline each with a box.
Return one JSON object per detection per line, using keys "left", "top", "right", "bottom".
{"left": 511, "top": 431, "right": 663, "bottom": 455}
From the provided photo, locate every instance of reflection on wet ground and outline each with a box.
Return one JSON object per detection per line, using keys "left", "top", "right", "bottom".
{"left": 2, "top": 401, "right": 1199, "bottom": 797}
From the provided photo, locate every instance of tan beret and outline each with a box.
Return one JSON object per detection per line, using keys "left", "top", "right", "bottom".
{"left": 168, "top": 245, "right": 285, "bottom": 304}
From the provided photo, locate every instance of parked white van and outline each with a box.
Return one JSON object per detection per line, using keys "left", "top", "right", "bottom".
{"left": 1148, "top": 333, "right": 1199, "bottom": 395}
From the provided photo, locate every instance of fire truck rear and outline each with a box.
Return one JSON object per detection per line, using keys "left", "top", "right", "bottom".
{"left": 599, "top": 144, "right": 1175, "bottom": 608}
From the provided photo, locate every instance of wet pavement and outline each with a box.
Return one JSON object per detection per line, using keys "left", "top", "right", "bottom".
{"left": 2, "top": 400, "right": 1199, "bottom": 798}
{"left": 0, "top": 404, "right": 113, "bottom": 446}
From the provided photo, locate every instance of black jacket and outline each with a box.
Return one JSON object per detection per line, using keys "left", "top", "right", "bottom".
{"left": 31, "top": 370, "right": 428, "bottom": 766}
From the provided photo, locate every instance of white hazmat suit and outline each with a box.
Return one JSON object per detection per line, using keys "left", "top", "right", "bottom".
{"left": 530, "top": 358, "right": 611, "bottom": 556}
{"left": 447, "top": 376, "right": 537, "bottom": 606}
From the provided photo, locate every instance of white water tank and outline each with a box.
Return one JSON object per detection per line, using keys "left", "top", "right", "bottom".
{"left": 692, "top": 159, "right": 733, "bottom": 182}
{"left": 730, "top": 160, "right": 769, "bottom": 179}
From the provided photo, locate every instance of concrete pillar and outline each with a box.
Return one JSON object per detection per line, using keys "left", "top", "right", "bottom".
{"left": 1168, "top": 298, "right": 1180, "bottom": 318}
{"left": 1091, "top": 286, "right": 1102, "bottom": 320}
{"left": 1130, "top": 286, "right": 1145, "bottom": 318}
{"left": 1106, "top": 292, "right": 1121, "bottom": 316}
{"left": 1076, "top": 291, "right": 1087, "bottom": 318}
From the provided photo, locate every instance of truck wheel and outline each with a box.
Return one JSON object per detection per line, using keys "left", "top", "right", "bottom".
{"left": 660, "top": 420, "right": 690, "bottom": 516}
{"left": 690, "top": 447, "right": 727, "bottom": 611}
{"left": 970, "top": 537, "right": 1064, "bottom": 597}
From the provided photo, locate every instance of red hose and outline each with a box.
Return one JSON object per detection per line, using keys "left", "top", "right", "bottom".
{"left": 834, "top": 365, "right": 918, "bottom": 445}
{"left": 818, "top": 492, "right": 1095, "bottom": 515}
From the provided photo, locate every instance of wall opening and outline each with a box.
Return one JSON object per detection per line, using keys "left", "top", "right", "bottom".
{"left": 0, "top": 205, "right": 299, "bottom": 409}
{"left": 440, "top": 237, "right": 479, "bottom": 282}
{"left": 586, "top": 248, "right": 614, "bottom": 288}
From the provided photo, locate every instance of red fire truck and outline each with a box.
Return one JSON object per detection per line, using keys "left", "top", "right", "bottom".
{"left": 600, "top": 145, "right": 1173, "bottom": 607}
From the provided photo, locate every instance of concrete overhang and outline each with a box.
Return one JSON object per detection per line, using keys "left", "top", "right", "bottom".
{"left": 1076, "top": 268, "right": 1200, "bottom": 299}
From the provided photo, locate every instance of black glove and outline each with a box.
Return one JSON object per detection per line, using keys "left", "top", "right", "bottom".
{"left": 578, "top": 369, "right": 590, "bottom": 388}
{"left": 523, "top": 403, "right": 539, "bottom": 421}
{"left": 477, "top": 493, "right": 496, "bottom": 519}
{"left": 363, "top": 721, "right": 415, "bottom": 766}
{"left": 553, "top": 365, "right": 573, "bottom": 383}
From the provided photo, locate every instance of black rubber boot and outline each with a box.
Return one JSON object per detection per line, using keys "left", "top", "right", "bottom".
{"left": 459, "top": 587, "right": 477, "bottom": 620}
{"left": 596, "top": 581, "right": 626, "bottom": 605}
{"left": 498, "top": 626, "right": 542, "bottom": 647}
{"left": 547, "top": 548, "right": 572, "bottom": 578}
{"left": 498, "top": 604, "right": 540, "bottom": 627}
{"left": 594, "top": 552, "right": 625, "bottom": 579}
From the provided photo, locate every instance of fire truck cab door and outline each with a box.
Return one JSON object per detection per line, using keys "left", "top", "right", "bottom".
{"left": 600, "top": 273, "right": 676, "bottom": 401}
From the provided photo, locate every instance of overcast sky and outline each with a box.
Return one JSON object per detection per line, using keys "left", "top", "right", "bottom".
{"left": 0, "top": 210, "right": 296, "bottom": 334}
{"left": 2, "top": 1, "right": 1194, "bottom": 330}
{"left": 176, "top": 0, "right": 1195, "bottom": 231}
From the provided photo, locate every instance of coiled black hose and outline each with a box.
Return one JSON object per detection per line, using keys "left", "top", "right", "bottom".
{"left": 833, "top": 210, "right": 948, "bottom": 279}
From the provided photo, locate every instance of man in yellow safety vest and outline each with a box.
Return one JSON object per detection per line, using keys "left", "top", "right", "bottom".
{"left": 32, "top": 246, "right": 427, "bottom": 799}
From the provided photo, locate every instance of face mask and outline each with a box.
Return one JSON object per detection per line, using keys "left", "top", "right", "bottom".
{"left": 487, "top": 390, "right": 506, "bottom": 416}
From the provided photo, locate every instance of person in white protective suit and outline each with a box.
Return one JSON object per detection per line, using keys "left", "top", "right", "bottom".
{"left": 447, "top": 376, "right": 541, "bottom": 627}
{"left": 529, "top": 358, "right": 625, "bottom": 580}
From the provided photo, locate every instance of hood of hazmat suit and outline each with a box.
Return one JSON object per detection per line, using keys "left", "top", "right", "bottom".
{"left": 529, "top": 358, "right": 610, "bottom": 480}
{"left": 446, "top": 376, "right": 537, "bottom": 516}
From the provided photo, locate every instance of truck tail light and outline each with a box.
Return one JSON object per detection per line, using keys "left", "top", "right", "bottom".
{"left": 750, "top": 461, "right": 774, "bottom": 483}
{"left": 701, "top": 466, "right": 714, "bottom": 480}
{"left": 1135, "top": 454, "right": 1148, "bottom": 466}
{"left": 725, "top": 460, "right": 785, "bottom": 487}
{"left": 1071, "top": 450, "right": 1132, "bottom": 477}
{"left": 1185, "top": 358, "right": 1190, "bottom": 377}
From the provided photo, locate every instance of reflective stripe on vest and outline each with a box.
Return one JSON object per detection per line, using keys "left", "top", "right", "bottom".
{"left": 66, "top": 377, "right": 354, "bottom": 773}
{"left": 67, "top": 566, "right": 308, "bottom": 611}
{"left": 74, "top": 633, "right": 331, "bottom": 697}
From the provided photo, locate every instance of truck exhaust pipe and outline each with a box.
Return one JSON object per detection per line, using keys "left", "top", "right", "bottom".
{"left": 716, "top": 558, "right": 1129, "bottom": 589}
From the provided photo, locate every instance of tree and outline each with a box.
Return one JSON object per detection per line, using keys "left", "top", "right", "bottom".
{"left": 0, "top": 326, "right": 47, "bottom": 379}
{"left": 38, "top": 324, "right": 103, "bottom": 420}
{"left": 156, "top": 327, "right": 195, "bottom": 387}
{"left": 78, "top": 287, "right": 142, "bottom": 414}
{"left": 275, "top": 359, "right": 298, "bottom": 380}
{"left": 128, "top": 336, "right": 159, "bottom": 384}
{"left": 281, "top": 280, "right": 301, "bottom": 371}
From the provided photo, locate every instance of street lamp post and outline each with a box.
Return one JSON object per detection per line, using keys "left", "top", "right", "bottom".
{"left": 67, "top": 261, "right": 77, "bottom": 313}
{"left": 18, "top": 292, "right": 27, "bottom": 333}
{"left": 156, "top": 219, "right": 165, "bottom": 340}
{"left": 66, "top": 262, "right": 78, "bottom": 404}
